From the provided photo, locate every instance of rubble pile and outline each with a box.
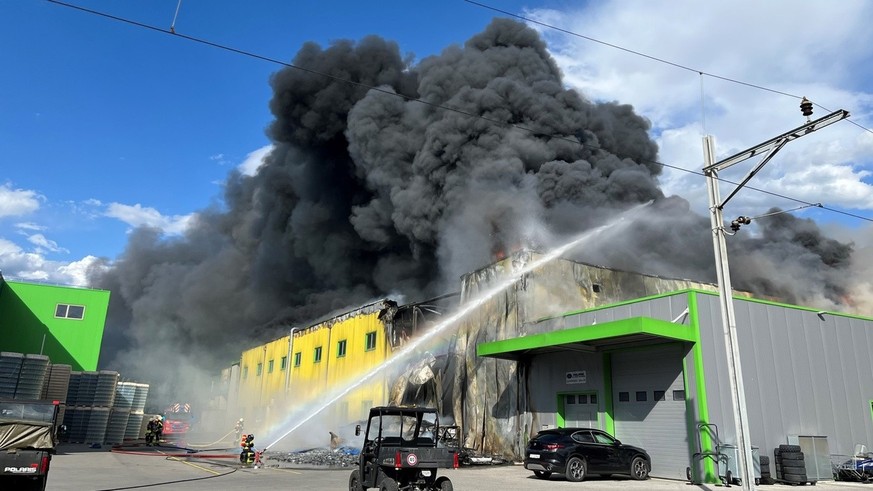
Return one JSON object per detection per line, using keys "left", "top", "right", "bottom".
{"left": 270, "top": 447, "right": 360, "bottom": 467}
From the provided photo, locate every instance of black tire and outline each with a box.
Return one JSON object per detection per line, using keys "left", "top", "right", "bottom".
{"left": 434, "top": 476, "right": 453, "bottom": 491}
{"left": 781, "top": 452, "right": 804, "bottom": 460}
{"left": 783, "top": 465, "right": 806, "bottom": 475}
{"left": 630, "top": 456, "right": 649, "bottom": 480}
{"left": 565, "top": 456, "right": 587, "bottom": 482}
{"left": 782, "top": 472, "right": 807, "bottom": 482}
{"left": 349, "top": 469, "right": 364, "bottom": 491}
{"left": 760, "top": 455, "right": 770, "bottom": 465}
{"left": 779, "top": 444, "right": 801, "bottom": 453}
{"left": 533, "top": 470, "right": 551, "bottom": 480}
{"left": 379, "top": 477, "right": 399, "bottom": 491}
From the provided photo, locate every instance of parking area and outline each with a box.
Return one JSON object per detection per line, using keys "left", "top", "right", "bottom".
{"left": 44, "top": 444, "right": 873, "bottom": 490}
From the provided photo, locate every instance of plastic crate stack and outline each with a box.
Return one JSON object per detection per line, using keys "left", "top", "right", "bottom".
{"left": 774, "top": 444, "right": 815, "bottom": 485}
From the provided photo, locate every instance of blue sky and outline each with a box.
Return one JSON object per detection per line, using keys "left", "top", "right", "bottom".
{"left": 2, "top": 0, "right": 873, "bottom": 286}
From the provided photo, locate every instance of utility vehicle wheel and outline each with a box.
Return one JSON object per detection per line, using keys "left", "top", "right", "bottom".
{"left": 533, "top": 470, "right": 551, "bottom": 479}
{"left": 379, "top": 477, "right": 399, "bottom": 491}
{"left": 349, "top": 469, "right": 364, "bottom": 491}
{"left": 565, "top": 456, "right": 587, "bottom": 482}
{"left": 434, "top": 476, "right": 453, "bottom": 491}
{"left": 630, "top": 456, "right": 649, "bottom": 480}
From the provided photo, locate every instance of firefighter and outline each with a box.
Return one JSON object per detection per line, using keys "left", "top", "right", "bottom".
{"left": 234, "top": 418, "right": 244, "bottom": 440}
{"left": 240, "top": 433, "right": 256, "bottom": 465}
{"left": 153, "top": 415, "right": 164, "bottom": 444}
{"left": 145, "top": 417, "right": 156, "bottom": 446}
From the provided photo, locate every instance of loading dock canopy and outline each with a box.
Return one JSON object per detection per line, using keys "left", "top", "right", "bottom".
{"left": 477, "top": 316, "right": 695, "bottom": 361}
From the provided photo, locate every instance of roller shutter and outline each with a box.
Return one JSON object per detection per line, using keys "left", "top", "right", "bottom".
{"left": 612, "top": 344, "right": 688, "bottom": 479}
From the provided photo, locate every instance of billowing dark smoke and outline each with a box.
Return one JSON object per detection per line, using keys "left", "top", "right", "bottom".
{"left": 89, "top": 18, "right": 854, "bottom": 402}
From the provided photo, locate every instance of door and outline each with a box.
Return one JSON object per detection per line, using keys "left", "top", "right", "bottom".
{"left": 612, "top": 344, "right": 689, "bottom": 479}
{"left": 562, "top": 393, "right": 599, "bottom": 428}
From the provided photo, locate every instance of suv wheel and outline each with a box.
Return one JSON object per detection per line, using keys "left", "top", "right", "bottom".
{"left": 566, "top": 456, "right": 587, "bottom": 482}
{"left": 630, "top": 456, "right": 649, "bottom": 480}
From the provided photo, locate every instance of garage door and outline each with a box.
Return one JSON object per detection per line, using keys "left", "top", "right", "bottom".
{"left": 612, "top": 344, "right": 688, "bottom": 479}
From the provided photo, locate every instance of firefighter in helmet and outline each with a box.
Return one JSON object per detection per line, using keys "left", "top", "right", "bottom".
{"left": 234, "top": 418, "right": 244, "bottom": 440}
{"left": 240, "top": 433, "right": 256, "bottom": 465}
{"left": 145, "top": 416, "right": 156, "bottom": 446}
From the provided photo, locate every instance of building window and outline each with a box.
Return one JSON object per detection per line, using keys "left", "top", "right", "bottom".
{"left": 294, "top": 352, "right": 301, "bottom": 367}
{"left": 365, "top": 331, "right": 377, "bottom": 351}
{"left": 268, "top": 359, "right": 274, "bottom": 373}
{"left": 636, "top": 391, "right": 647, "bottom": 402}
{"left": 578, "top": 394, "right": 588, "bottom": 404}
{"left": 337, "top": 339, "right": 347, "bottom": 358}
{"left": 314, "top": 346, "right": 323, "bottom": 363}
{"left": 256, "top": 363, "right": 263, "bottom": 376}
{"left": 280, "top": 356, "right": 288, "bottom": 370}
{"left": 55, "top": 304, "right": 85, "bottom": 319}
{"left": 673, "top": 390, "right": 686, "bottom": 401}
{"left": 618, "top": 392, "right": 629, "bottom": 402}
{"left": 243, "top": 367, "right": 248, "bottom": 379}
{"left": 565, "top": 394, "right": 576, "bottom": 404}
{"left": 654, "top": 390, "right": 666, "bottom": 401}
{"left": 589, "top": 394, "right": 597, "bottom": 404}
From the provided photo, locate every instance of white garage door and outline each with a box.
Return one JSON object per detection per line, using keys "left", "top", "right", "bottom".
{"left": 612, "top": 344, "right": 688, "bottom": 479}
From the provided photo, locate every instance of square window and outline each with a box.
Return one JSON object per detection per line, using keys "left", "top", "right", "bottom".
{"left": 578, "top": 394, "right": 588, "bottom": 404}
{"left": 268, "top": 359, "right": 274, "bottom": 373}
{"left": 618, "top": 392, "right": 629, "bottom": 402}
{"left": 280, "top": 356, "right": 287, "bottom": 370}
{"left": 566, "top": 395, "right": 576, "bottom": 404}
{"left": 67, "top": 305, "right": 85, "bottom": 319}
{"left": 365, "top": 331, "right": 377, "bottom": 351}
{"left": 256, "top": 363, "right": 263, "bottom": 376}
{"left": 589, "top": 394, "right": 597, "bottom": 404}
{"left": 337, "top": 339, "right": 347, "bottom": 358}
{"left": 636, "top": 391, "right": 647, "bottom": 402}
{"left": 55, "top": 304, "right": 67, "bottom": 317}
{"left": 293, "top": 352, "right": 301, "bottom": 367}
{"left": 314, "top": 346, "right": 323, "bottom": 363}
{"left": 673, "top": 390, "right": 686, "bottom": 401}
{"left": 654, "top": 390, "right": 666, "bottom": 401}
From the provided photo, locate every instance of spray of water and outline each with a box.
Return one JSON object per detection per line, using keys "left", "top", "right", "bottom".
{"left": 263, "top": 201, "right": 652, "bottom": 451}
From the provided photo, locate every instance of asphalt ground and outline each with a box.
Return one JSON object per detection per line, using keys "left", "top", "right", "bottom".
{"left": 45, "top": 442, "right": 873, "bottom": 491}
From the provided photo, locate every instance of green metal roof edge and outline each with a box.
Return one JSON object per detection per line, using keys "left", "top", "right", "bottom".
{"left": 532, "top": 289, "right": 701, "bottom": 324}
{"left": 477, "top": 316, "right": 695, "bottom": 358}
{"left": 693, "top": 289, "right": 873, "bottom": 322}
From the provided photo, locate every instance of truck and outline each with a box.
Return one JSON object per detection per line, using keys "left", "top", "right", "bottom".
{"left": 0, "top": 399, "right": 62, "bottom": 491}
{"left": 349, "top": 406, "right": 458, "bottom": 491}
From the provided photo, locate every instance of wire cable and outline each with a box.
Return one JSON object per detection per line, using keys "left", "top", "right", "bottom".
{"left": 43, "top": 0, "right": 873, "bottom": 224}
{"left": 463, "top": 0, "right": 873, "bottom": 138}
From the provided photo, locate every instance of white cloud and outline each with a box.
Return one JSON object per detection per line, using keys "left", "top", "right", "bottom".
{"left": 0, "top": 238, "right": 94, "bottom": 287}
{"left": 26, "top": 233, "right": 69, "bottom": 254}
{"left": 0, "top": 183, "right": 42, "bottom": 218}
{"left": 15, "top": 222, "right": 46, "bottom": 232}
{"left": 238, "top": 145, "right": 273, "bottom": 176}
{"left": 104, "top": 202, "right": 196, "bottom": 236}
{"left": 524, "top": 0, "right": 873, "bottom": 223}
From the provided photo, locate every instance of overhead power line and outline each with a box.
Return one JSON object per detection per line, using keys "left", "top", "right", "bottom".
{"left": 463, "top": 0, "right": 873, "bottom": 137}
{"left": 44, "top": 0, "right": 873, "bottom": 224}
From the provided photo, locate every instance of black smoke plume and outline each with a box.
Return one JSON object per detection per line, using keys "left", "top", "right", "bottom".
{"left": 89, "top": 19, "right": 854, "bottom": 403}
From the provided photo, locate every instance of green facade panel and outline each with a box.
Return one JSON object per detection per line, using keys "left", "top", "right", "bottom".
{"left": 0, "top": 280, "right": 110, "bottom": 370}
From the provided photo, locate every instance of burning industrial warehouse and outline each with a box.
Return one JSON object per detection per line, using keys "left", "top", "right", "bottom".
{"left": 62, "top": 16, "right": 873, "bottom": 483}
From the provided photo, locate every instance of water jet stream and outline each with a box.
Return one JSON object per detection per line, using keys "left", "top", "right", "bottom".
{"left": 263, "top": 201, "right": 652, "bottom": 451}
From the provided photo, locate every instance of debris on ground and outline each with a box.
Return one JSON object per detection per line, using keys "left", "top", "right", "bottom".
{"left": 269, "top": 447, "right": 361, "bottom": 467}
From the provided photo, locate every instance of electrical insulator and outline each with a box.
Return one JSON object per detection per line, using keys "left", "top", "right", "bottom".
{"left": 800, "top": 97, "right": 814, "bottom": 118}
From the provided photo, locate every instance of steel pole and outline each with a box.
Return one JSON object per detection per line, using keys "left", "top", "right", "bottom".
{"left": 703, "top": 136, "right": 756, "bottom": 490}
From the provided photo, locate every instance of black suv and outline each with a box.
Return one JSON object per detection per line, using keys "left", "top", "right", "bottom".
{"left": 524, "top": 428, "right": 650, "bottom": 482}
